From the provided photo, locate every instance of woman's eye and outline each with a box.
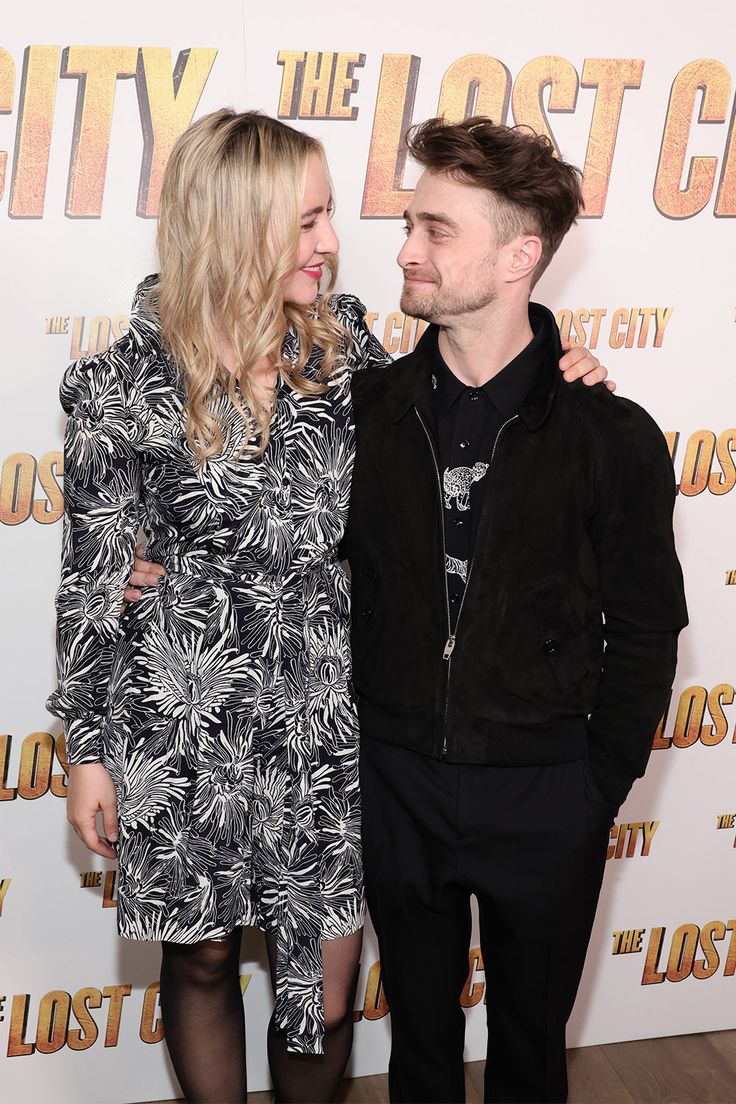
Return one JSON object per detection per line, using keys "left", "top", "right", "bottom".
{"left": 301, "top": 220, "right": 317, "bottom": 232}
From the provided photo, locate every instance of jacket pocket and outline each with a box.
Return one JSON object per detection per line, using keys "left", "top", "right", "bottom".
{"left": 532, "top": 584, "right": 590, "bottom": 691}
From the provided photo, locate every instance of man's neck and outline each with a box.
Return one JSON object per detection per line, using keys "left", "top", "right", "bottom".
{"left": 437, "top": 301, "right": 534, "bottom": 388}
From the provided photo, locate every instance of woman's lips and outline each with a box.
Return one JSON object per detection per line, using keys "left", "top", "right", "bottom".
{"left": 301, "top": 265, "right": 323, "bottom": 280}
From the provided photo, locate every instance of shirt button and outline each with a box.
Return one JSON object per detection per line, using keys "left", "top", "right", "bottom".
{"left": 469, "top": 391, "right": 480, "bottom": 402}
{"left": 450, "top": 593, "right": 460, "bottom": 604}
{"left": 459, "top": 440, "right": 470, "bottom": 449}
{"left": 453, "top": 518, "right": 464, "bottom": 527}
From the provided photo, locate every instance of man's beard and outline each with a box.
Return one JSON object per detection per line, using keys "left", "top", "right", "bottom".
{"left": 399, "top": 266, "right": 497, "bottom": 324}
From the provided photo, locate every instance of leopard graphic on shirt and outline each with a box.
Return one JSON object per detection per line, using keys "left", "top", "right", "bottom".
{"left": 443, "top": 462, "right": 488, "bottom": 511}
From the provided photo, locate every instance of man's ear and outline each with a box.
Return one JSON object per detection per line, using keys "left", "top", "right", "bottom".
{"left": 504, "top": 235, "right": 543, "bottom": 284}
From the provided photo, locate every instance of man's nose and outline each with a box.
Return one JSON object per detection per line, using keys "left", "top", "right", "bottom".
{"left": 397, "top": 231, "right": 424, "bottom": 269}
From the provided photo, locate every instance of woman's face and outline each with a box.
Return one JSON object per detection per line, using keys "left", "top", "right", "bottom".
{"left": 281, "top": 154, "right": 339, "bottom": 306}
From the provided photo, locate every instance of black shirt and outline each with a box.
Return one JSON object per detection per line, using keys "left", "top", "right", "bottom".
{"left": 433, "top": 313, "right": 547, "bottom": 630}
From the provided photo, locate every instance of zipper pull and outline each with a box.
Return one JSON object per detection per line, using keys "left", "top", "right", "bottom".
{"left": 443, "top": 636, "right": 456, "bottom": 660}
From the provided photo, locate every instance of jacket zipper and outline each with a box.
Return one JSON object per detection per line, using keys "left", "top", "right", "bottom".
{"left": 414, "top": 408, "right": 519, "bottom": 756}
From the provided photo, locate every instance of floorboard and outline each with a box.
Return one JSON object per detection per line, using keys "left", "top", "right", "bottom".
{"left": 139, "top": 1029, "right": 736, "bottom": 1104}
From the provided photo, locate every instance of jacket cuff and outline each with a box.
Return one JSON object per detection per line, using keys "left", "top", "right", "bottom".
{"left": 587, "top": 748, "right": 636, "bottom": 812}
{"left": 63, "top": 716, "right": 104, "bottom": 765}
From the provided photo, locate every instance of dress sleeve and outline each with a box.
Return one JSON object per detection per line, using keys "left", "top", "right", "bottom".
{"left": 46, "top": 348, "right": 142, "bottom": 764}
{"left": 332, "top": 294, "right": 394, "bottom": 373}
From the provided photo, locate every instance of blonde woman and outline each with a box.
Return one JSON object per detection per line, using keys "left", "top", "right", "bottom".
{"left": 49, "top": 109, "right": 608, "bottom": 1102}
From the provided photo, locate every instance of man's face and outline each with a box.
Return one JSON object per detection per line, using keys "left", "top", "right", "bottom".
{"left": 397, "top": 170, "right": 499, "bottom": 324}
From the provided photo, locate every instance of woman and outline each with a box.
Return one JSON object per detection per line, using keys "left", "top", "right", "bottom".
{"left": 49, "top": 108, "right": 608, "bottom": 1103}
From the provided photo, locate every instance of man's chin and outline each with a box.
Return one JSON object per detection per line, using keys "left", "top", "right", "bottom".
{"left": 400, "top": 290, "right": 434, "bottom": 323}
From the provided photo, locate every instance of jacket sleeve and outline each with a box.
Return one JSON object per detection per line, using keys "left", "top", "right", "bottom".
{"left": 586, "top": 393, "right": 688, "bottom": 809}
{"left": 46, "top": 350, "right": 142, "bottom": 765}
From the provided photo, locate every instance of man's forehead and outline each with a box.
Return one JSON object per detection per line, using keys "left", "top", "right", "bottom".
{"left": 407, "top": 169, "right": 490, "bottom": 219}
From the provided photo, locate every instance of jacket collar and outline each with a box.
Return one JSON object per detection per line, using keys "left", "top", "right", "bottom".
{"left": 383, "top": 302, "right": 563, "bottom": 431}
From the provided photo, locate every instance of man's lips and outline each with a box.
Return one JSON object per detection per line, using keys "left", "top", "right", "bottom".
{"left": 402, "top": 271, "right": 437, "bottom": 284}
{"left": 301, "top": 264, "right": 323, "bottom": 280}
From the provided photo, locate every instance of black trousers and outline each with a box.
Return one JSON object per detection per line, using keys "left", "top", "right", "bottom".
{"left": 360, "top": 738, "right": 612, "bottom": 1104}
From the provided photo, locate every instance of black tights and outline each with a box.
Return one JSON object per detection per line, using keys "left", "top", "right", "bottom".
{"left": 159, "top": 927, "right": 362, "bottom": 1104}
{"left": 160, "top": 931, "right": 246, "bottom": 1104}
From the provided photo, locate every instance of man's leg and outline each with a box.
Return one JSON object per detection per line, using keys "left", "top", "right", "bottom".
{"left": 360, "top": 737, "right": 470, "bottom": 1104}
{"left": 459, "top": 759, "right": 610, "bottom": 1104}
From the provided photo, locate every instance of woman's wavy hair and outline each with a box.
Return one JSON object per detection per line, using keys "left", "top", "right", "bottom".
{"left": 155, "top": 108, "right": 346, "bottom": 462}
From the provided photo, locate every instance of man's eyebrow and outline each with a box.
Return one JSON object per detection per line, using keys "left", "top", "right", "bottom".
{"left": 402, "top": 209, "right": 459, "bottom": 230}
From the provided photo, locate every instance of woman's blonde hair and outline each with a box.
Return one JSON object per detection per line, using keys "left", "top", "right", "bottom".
{"left": 155, "top": 108, "right": 346, "bottom": 462}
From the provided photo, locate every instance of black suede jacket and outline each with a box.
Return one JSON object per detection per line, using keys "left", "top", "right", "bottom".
{"left": 345, "top": 303, "right": 688, "bottom": 809}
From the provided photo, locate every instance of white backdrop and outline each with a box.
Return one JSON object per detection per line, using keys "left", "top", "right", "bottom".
{"left": 1, "top": 2, "right": 735, "bottom": 1101}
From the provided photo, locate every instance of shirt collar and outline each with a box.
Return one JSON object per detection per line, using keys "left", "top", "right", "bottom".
{"left": 432, "top": 310, "right": 547, "bottom": 420}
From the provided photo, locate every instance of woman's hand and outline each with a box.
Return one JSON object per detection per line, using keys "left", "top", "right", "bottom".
{"left": 67, "top": 763, "right": 119, "bottom": 859}
{"left": 123, "top": 544, "right": 166, "bottom": 605}
{"left": 559, "top": 341, "right": 616, "bottom": 391}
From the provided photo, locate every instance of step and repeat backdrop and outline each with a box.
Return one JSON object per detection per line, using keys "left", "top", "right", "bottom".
{"left": 1, "top": 1, "right": 735, "bottom": 1101}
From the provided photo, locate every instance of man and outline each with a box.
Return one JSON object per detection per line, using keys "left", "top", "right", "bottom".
{"left": 345, "top": 117, "right": 687, "bottom": 1103}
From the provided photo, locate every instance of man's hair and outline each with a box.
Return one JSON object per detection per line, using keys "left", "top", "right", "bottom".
{"left": 406, "top": 116, "right": 584, "bottom": 285}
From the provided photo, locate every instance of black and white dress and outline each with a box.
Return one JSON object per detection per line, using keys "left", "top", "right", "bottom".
{"left": 47, "top": 277, "right": 391, "bottom": 1054}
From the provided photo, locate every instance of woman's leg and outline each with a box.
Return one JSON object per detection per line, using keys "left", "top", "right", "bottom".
{"left": 159, "top": 929, "right": 246, "bottom": 1104}
{"left": 266, "top": 928, "right": 363, "bottom": 1104}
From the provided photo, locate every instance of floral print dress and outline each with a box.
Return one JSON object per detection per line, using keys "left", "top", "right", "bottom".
{"left": 47, "top": 277, "right": 391, "bottom": 1054}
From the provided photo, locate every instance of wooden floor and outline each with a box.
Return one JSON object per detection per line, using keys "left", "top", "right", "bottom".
{"left": 146, "top": 1029, "right": 736, "bottom": 1103}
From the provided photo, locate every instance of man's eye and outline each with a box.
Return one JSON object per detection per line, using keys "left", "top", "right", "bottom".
{"left": 429, "top": 230, "right": 447, "bottom": 241}
{"left": 402, "top": 224, "right": 410, "bottom": 236}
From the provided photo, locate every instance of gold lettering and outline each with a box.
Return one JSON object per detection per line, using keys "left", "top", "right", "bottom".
{"left": 17, "top": 732, "right": 54, "bottom": 799}
{"left": 135, "top": 47, "right": 217, "bottom": 217}
{"left": 641, "top": 926, "right": 666, "bottom": 984}
{"left": 362, "top": 961, "right": 389, "bottom": 1020}
{"left": 276, "top": 51, "right": 306, "bottom": 118}
{"left": 692, "top": 921, "right": 725, "bottom": 980}
{"left": 329, "top": 52, "right": 365, "bottom": 119}
{"left": 7, "top": 994, "right": 35, "bottom": 1056}
{"left": 0, "top": 453, "right": 36, "bottom": 525}
{"left": 102, "top": 984, "right": 132, "bottom": 1047}
{"left": 666, "top": 923, "right": 699, "bottom": 983}
{"left": 9, "top": 46, "right": 60, "bottom": 217}
{"left": 139, "top": 982, "right": 164, "bottom": 1044}
{"left": 640, "top": 820, "right": 660, "bottom": 857}
{"left": 35, "top": 990, "right": 71, "bottom": 1055}
{"left": 298, "top": 52, "right": 336, "bottom": 117}
{"left": 680, "top": 431, "right": 716, "bottom": 497}
{"left": 0, "top": 734, "right": 17, "bottom": 800}
{"left": 61, "top": 46, "right": 139, "bottom": 217}
{"left": 709, "top": 430, "right": 736, "bottom": 495}
{"left": 0, "top": 48, "right": 15, "bottom": 200}
{"left": 67, "top": 988, "right": 101, "bottom": 1051}
{"left": 32, "top": 451, "right": 64, "bottom": 525}
{"left": 580, "top": 60, "right": 645, "bottom": 217}
{"left": 361, "top": 54, "right": 421, "bottom": 218}
{"left": 511, "top": 56, "right": 578, "bottom": 152}
{"left": 438, "top": 54, "right": 511, "bottom": 124}
{"left": 654, "top": 60, "right": 731, "bottom": 219}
